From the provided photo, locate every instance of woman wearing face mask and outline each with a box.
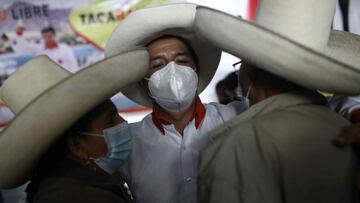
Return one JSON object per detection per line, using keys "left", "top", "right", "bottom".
{"left": 0, "top": 50, "right": 148, "bottom": 202}
{"left": 26, "top": 100, "right": 132, "bottom": 203}
{"left": 105, "top": 4, "right": 242, "bottom": 203}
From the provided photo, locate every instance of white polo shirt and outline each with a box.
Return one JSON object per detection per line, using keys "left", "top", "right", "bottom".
{"left": 37, "top": 43, "right": 79, "bottom": 73}
{"left": 121, "top": 98, "right": 240, "bottom": 203}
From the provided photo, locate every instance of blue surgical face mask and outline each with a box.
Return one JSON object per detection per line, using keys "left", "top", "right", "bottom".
{"left": 78, "top": 121, "right": 132, "bottom": 174}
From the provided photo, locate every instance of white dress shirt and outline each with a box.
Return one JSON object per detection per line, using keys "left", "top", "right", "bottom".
{"left": 11, "top": 34, "right": 39, "bottom": 55}
{"left": 122, "top": 99, "right": 240, "bottom": 203}
{"left": 37, "top": 43, "right": 79, "bottom": 73}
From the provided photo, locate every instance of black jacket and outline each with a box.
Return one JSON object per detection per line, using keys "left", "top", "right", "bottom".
{"left": 29, "top": 159, "right": 132, "bottom": 203}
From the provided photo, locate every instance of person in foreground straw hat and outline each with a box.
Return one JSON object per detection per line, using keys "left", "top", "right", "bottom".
{"left": 105, "top": 4, "right": 242, "bottom": 203}
{"left": 194, "top": 0, "right": 360, "bottom": 202}
{"left": 26, "top": 99, "right": 133, "bottom": 203}
{"left": 0, "top": 49, "right": 149, "bottom": 202}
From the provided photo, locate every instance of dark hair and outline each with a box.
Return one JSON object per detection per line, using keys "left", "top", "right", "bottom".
{"left": 216, "top": 72, "right": 240, "bottom": 104}
{"left": 146, "top": 35, "right": 200, "bottom": 68}
{"left": 245, "top": 62, "right": 304, "bottom": 92}
{"left": 26, "top": 100, "right": 113, "bottom": 202}
{"left": 216, "top": 80, "right": 225, "bottom": 92}
{"left": 223, "top": 72, "right": 238, "bottom": 91}
{"left": 41, "top": 26, "right": 56, "bottom": 35}
{"left": 1, "top": 34, "right": 9, "bottom": 41}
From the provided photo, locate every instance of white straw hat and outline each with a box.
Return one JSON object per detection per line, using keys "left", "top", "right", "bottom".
{"left": 105, "top": 3, "right": 222, "bottom": 106}
{"left": 194, "top": 0, "right": 360, "bottom": 95}
{"left": 0, "top": 49, "right": 149, "bottom": 188}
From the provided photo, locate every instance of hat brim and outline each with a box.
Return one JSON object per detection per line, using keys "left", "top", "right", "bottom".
{"left": 105, "top": 4, "right": 222, "bottom": 107}
{"left": 0, "top": 49, "right": 149, "bottom": 188}
{"left": 194, "top": 7, "right": 360, "bottom": 95}
{"left": 327, "top": 30, "right": 360, "bottom": 68}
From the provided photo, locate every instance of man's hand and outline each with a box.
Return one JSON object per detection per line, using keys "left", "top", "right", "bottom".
{"left": 333, "top": 123, "right": 360, "bottom": 191}
{"left": 333, "top": 123, "right": 360, "bottom": 146}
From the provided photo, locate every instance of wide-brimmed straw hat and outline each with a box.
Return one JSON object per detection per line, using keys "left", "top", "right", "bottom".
{"left": 194, "top": 0, "right": 360, "bottom": 95}
{"left": 0, "top": 49, "right": 148, "bottom": 188}
{"left": 105, "top": 3, "right": 222, "bottom": 107}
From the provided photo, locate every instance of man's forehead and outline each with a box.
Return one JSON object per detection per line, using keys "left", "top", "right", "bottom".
{"left": 148, "top": 37, "right": 189, "bottom": 53}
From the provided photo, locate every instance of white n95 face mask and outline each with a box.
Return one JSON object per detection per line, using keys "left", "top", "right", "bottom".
{"left": 146, "top": 61, "right": 198, "bottom": 112}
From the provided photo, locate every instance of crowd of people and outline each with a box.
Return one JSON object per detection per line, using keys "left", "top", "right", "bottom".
{"left": 1, "top": 1, "right": 360, "bottom": 203}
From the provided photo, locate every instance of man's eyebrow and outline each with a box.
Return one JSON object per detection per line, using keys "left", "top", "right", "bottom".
{"left": 150, "top": 53, "right": 166, "bottom": 61}
{"left": 150, "top": 51, "right": 190, "bottom": 61}
{"left": 150, "top": 52, "right": 166, "bottom": 61}
{"left": 175, "top": 51, "right": 190, "bottom": 57}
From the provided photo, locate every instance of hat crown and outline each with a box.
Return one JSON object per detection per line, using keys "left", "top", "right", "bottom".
{"left": 0, "top": 56, "right": 70, "bottom": 114}
{"left": 255, "top": 0, "right": 336, "bottom": 50}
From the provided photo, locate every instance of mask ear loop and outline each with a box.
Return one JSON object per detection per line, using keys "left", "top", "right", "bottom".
{"left": 245, "top": 82, "right": 253, "bottom": 99}
{"left": 78, "top": 132, "right": 104, "bottom": 137}
{"left": 143, "top": 74, "right": 158, "bottom": 101}
{"left": 234, "top": 60, "right": 243, "bottom": 99}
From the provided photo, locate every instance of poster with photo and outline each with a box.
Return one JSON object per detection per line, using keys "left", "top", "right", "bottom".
{"left": 0, "top": 0, "right": 180, "bottom": 128}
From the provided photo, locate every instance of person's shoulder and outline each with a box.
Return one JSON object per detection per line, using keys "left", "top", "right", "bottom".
{"left": 58, "top": 43, "right": 73, "bottom": 50}
{"left": 263, "top": 103, "right": 349, "bottom": 129}
{"left": 210, "top": 117, "right": 256, "bottom": 144}
{"left": 129, "top": 113, "right": 160, "bottom": 140}
{"left": 203, "top": 111, "right": 282, "bottom": 160}
{"left": 205, "top": 102, "right": 229, "bottom": 110}
{"left": 199, "top": 119, "right": 265, "bottom": 179}
{"left": 129, "top": 113, "right": 152, "bottom": 129}
{"left": 205, "top": 101, "right": 241, "bottom": 121}
{"left": 34, "top": 177, "right": 129, "bottom": 203}
{"left": 208, "top": 103, "right": 349, "bottom": 147}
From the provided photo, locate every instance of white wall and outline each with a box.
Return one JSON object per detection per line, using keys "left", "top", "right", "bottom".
{"left": 333, "top": 0, "right": 360, "bottom": 34}
{"left": 349, "top": 0, "right": 360, "bottom": 34}
{"left": 186, "top": 0, "right": 247, "bottom": 103}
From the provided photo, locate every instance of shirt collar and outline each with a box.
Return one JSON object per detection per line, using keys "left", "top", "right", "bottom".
{"left": 45, "top": 42, "right": 58, "bottom": 49}
{"left": 152, "top": 96, "right": 206, "bottom": 135}
{"left": 236, "top": 90, "right": 327, "bottom": 123}
{"left": 210, "top": 90, "right": 327, "bottom": 141}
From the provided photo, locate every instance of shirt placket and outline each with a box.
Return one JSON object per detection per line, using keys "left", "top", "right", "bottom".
{"left": 180, "top": 123, "right": 197, "bottom": 203}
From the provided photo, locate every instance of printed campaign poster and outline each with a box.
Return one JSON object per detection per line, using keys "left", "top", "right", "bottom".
{"left": 0, "top": 0, "right": 180, "bottom": 128}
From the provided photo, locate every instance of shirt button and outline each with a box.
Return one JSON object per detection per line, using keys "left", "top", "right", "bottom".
{"left": 186, "top": 177, "right": 192, "bottom": 182}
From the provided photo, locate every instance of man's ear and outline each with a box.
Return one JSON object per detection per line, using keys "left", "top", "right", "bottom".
{"left": 194, "top": 65, "right": 199, "bottom": 74}
{"left": 193, "top": 66, "right": 200, "bottom": 87}
{"left": 66, "top": 134, "right": 88, "bottom": 160}
{"left": 139, "top": 78, "right": 147, "bottom": 88}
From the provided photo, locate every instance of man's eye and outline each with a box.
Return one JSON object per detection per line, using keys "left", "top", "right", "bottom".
{"left": 151, "top": 61, "right": 165, "bottom": 69}
{"left": 177, "top": 60, "right": 188, "bottom": 64}
{"left": 106, "top": 119, "right": 114, "bottom": 125}
{"left": 175, "top": 57, "right": 190, "bottom": 64}
{"left": 153, "top": 64, "right": 163, "bottom": 69}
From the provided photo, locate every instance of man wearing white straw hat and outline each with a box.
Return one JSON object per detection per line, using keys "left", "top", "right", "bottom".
{"left": 0, "top": 48, "right": 149, "bottom": 193}
{"left": 194, "top": 0, "right": 360, "bottom": 202}
{"left": 105, "top": 4, "right": 241, "bottom": 203}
